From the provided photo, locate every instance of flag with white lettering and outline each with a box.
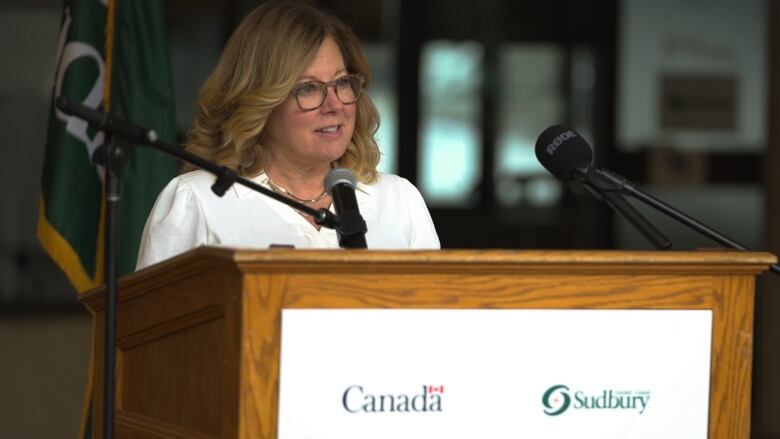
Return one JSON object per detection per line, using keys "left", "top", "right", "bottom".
{"left": 38, "top": 0, "right": 177, "bottom": 292}
{"left": 37, "top": 0, "right": 178, "bottom": 436}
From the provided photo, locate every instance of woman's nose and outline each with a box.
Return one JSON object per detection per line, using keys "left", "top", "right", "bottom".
{"left": 320, "top": 86, "right": 343, "bottom": 112}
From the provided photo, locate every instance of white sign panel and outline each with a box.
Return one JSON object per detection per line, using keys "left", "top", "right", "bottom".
{"left": 278, "top": 309, "right": 712, "bottom": 439}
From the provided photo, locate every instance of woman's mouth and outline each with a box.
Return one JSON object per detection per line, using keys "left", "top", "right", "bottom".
{"left": 314, "top": 125, "right": 340, "bottom": 134}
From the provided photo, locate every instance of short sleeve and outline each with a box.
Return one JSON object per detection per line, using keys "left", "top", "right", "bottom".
{"left": 136, "top": 176, "right": 209, "bottom": 270}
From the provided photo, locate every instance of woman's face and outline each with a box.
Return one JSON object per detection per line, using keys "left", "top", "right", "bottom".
{"left": 264, "top": 37, "right": 357, "bottom": 171}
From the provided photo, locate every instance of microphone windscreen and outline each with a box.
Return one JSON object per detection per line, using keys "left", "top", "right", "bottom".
{"left": 324, "top": 167, "right": 357, "bottom": 195}
{"left": 535, "top": 125, "right": 593, "bottom": 180}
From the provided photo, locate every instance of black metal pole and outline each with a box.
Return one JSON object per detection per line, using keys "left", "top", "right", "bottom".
{"left": 97, "top": 134, "right": 125, "bottom": 439}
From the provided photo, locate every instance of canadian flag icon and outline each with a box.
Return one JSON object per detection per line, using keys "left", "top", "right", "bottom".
{"left": 428, "top": 385, "right": 444, "bottom": 394}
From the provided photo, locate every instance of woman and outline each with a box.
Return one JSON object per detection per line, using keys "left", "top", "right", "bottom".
{"left": 136, "top": 0, "right": 439, "bottom": 269}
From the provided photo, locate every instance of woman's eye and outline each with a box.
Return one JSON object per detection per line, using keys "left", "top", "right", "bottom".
{"left": 296, "top": 83, "right": 319, "bottom": 95}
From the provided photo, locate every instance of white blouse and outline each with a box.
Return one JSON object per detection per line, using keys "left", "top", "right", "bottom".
{"left": 136, "top": 170, "right": 440, "bottom": 269}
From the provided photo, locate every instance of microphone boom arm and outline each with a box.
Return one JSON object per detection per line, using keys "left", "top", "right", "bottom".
{"left": 535, "top": 124, "right": 779, "bottom": 276}
{"left": 594, "top": 168, "right": 780, "bottom": 276}
{"left": 580, "top": 168, "right": 672, "bottom": 250}
{"left": 55, "top": 95, "right": 339, "bottom": 228}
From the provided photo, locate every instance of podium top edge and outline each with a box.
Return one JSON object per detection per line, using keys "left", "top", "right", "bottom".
{"left": 79, "top": 247, "right": 777, "bottom": 303}
{"left": 168, "top": 246, "right": 777, "bottom": 267}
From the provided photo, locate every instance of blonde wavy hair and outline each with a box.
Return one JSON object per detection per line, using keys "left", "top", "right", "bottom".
{"left": 184, "top": 0, "right": 381, "bottom": 183}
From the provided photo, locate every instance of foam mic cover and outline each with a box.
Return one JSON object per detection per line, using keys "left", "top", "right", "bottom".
{"left": 324, "top": 167, "right": 357, "bottom": 193}
{"left": 324, "top": 167, "right": 367, "bottom": 248}
{"left": 535, "top": 125, "right": 593, "bottom": 180}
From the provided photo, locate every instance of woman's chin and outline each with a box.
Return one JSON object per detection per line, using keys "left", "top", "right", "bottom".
{"left": 313, "top": 143, "right": 350, "bottom": 164}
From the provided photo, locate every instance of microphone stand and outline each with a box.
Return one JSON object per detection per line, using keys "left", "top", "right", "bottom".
{"left": 54, "top": 96, "right": 349, "bottom": 438}
{"left": 576, "top": 167, "right": 672, "bottom": 250}
{"left": 590, "top": 166, "right": 780, "bottom": 276}
{"left": 90, "top": 133, "right": 125, "bottom": 439}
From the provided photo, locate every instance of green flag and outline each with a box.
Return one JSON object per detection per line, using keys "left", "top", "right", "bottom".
{"left": 38, "top": 0, "right": 178, "bottom": 292}
{"left": 38, "top": 1, "right": 178, "bottom": 436}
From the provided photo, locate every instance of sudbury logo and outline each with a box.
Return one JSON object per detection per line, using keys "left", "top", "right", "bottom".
{"left": 342, "top": 385, "right": 444, "bottom": 413}
{"left": 542, "top": 385, "right": 572, "bottom": 416}
{"left": 542, "top": 384, "right": 651, "bottom": 416}
{"left": 545, "top": 130, "right": 577, "bottom": 155}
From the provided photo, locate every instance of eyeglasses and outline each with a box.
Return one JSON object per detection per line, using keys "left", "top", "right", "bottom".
{"left": 292, "top": 74, "right": 365, "bottom": 111}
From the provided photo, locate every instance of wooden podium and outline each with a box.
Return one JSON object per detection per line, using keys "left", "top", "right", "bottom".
{"left": 79, "top": 247, "right": 775, "bottom": 439}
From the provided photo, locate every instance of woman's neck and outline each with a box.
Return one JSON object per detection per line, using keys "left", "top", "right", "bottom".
{"left": 264, "top": 162, "right": 332, "bottom": 200}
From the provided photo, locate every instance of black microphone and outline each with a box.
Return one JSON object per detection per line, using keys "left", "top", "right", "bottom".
{"left": 324, "top": 168, "right": 368, "bottom": 249}
{"left": 535, "top": 125, "right": 593, "bottom": 180}
{"left": 535, "top": 125, "right": 780, "bottom": 275}
{"left": 536, "top": 125, "right": 672, "bottom": 250}
{"left": 55, "top": 95, "right": 157, "bottom": 145}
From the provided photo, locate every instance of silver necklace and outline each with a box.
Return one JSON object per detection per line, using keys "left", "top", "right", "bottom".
{"left": 266, "top": 176, "right": 329, "bottom": 204}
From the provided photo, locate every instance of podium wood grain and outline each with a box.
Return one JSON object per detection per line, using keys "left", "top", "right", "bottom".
{"left": 79, "top": 248, "right": 775, "bottom": 439}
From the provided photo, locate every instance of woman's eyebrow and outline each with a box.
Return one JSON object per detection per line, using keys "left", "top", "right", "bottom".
{"left": 296, "top": 69, "right": 348, "bottom": 82}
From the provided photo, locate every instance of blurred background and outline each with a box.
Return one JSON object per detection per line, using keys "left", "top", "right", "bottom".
{"left": 2, "top": 0, "right": 779, "bottom": 437}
